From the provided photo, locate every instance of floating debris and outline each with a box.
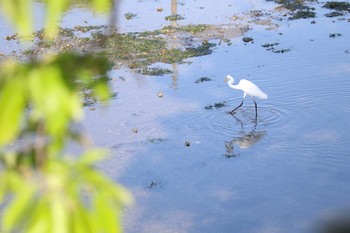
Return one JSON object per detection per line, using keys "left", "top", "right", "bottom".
{"left": 325, "top": 11, "right": 345, "bottom": 17}
{"left": 132, "top": 128, "right": 138, "bottom": 133}
{"left": 147, "top": 138, "right": 166, "bottom": 144}
{"left": 205, "top": 105, "right": 213, "bottom": 110}
{"left": 148, "top": 181, "right": 163, "bottom": 189}
{"left": 273, "top": 48, "right": 290, "bottom": 53}
{"left": 124, "top": 12, "right": 137, "bottom": 20}
{"left": 118, "top": 76, "right": 126, "bottom": 82}
{"left": 205, "top": 101, "right": 227, "bottom": 110}
{"left": 223, "top": 153, "right": 240, "bottom": 158}
{"left": 157, "top": 92, "right": 164, "bottom": 98}
{"left": 329, "top": 33, "right": 342, "bottom": 38}
{"left": 185, "top": 141, "right": 191, "bottom": 147}
{"left": 242, "top": 37, "right": 254, "bottom": 43}
{"left": 6, "top": 35, "right": 16, "bottom": 40}
{"left": 165, "top": 14, "right": 185, "bottom": 21}
{"left": 110, "top": 92, "right": 118, "bottom": 99}
{"left": 262, "top": 42, "right": 280, "bottom": 48}
{"left": 148, "top": 181, "right": 157, "bottom": 189}
{"left": 194, "top": 76, "right": 212, "bottom": 83}
{"left": 261, "top": 42, "right": 290, "bottom": 53}
{"left": 214, "top": 101, "right": 227, "bottom": 108}
{"left": 137, "top": 67, "right": 172, "bottom": 76}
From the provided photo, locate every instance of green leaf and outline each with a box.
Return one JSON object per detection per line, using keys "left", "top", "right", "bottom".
{"left": 94, "top": 80, "right": 111, "bottom": 102}
{"left": 0, "top": 151, "right": 18, "bottom": 168}
{"left": 3, "top": 181, "right": 36, "bottom": 232}
{"left": 109, "top": 184, "right": 134, "bottom": 206}
{"left": 27, "top": 201, "right": 50, "bottom": 233}
{"left": 51, "top": 193, "right": 68, "bottom": 233}
{"left": 43, "top": 0, "right": 70, "bottom": 39}
{"left": 0, "top": 0, "right": 33, "bottom": 38}
{"left": 0, "top": 76, "right": 26, "bottom": 146}
{"left": 91, "top": 0, "right": 112, "bottom": 13}
{"left": 80, "top": 167, "right": 133, "bottom": 206}
{"left": 77, "top": 149, "right": 107, "bottom": 166}
{"left": 93, "top": 193, "right": 121, "bottom": 233}
{"left": 27, "top": 62, "right": 83, "bottom": 152}
{"left": 0, "top": 172, "right": 8, "bottom": 203}
{"left": 72, "top": 203, "right": 92, "bottom": 233}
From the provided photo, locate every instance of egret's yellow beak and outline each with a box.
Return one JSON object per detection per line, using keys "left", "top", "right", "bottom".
{"left": 224, "top": 77, "right": 228, "bottom": 82}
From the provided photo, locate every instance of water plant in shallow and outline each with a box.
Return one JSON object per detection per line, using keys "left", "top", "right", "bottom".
{"left": 17, "top": 24, "right": 217, "bottom": 71}
{"left": 165, "top": 14, "right": 185, "bottom": 21}
{"left": 274, "top": 0, "right": 316, "bottom": 19}
{"left": 323, "top": 1, "right": 350, "bottom": 12}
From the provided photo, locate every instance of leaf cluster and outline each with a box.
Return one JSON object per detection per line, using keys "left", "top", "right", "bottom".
{"left": 0, "top": 53, "right": 112, "bottom": 156}
{"left": 0, "top": 150, "right": 132, "bottom": 233}
{"left": 0, "top": 1, "right": 132, "bottom": 232}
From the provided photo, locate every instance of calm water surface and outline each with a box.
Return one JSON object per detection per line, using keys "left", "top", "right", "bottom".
{"left": 91, "top": 2, "right": 350, "bottom": 233}
{"left": 2, "top": 0, "right": 350, "bottom": 232}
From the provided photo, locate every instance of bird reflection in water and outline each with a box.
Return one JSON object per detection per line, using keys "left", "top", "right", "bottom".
{"left": 224, "top": 115, "right": 266, "bottom": 158}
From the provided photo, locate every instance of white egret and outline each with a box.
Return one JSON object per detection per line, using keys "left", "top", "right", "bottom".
{"left": 224, "top": 75, "right": 268, "bottom": 117}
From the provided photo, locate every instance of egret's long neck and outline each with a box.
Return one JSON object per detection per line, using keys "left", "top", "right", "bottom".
{"left": 227, "top": 77, "right": 239, "bottom": 89}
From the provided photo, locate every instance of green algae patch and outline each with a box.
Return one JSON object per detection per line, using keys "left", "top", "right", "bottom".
{"left": 275, "top": 0, "right": 312, "bottom": 11}
{"left": 323, "top": 2, "right": 350, "bottom": 17}
{"left": 136, "top": 24, "right": 213, "bottom": 37}
{"left": 205, "top": 101, "right": 227, "bottom": 110}
{"left": 137, "top": 67, "right": 173, "bottom": 76}
{"left": 124, "top": 12, "right": 137, "bottom": 20}
{"left": 323, "top": 1, "right": 350, "bottom": 12}
{"left": 4, "top": 22, "right": 247, "bottom": 73}
{"left": 194, "top": 77, "right": 212, "bottom": 83}
{"left": 15, "top": 24, "right": 220, "bottom": 71}
{"left": 162, "top": 24, "right": 212, "bottom": 33}
{"left": 290, "top": 10, "right": 316, "bottom": 19}
{"left": 274, "top": 0, "right": 316, "bottom": 19}
{"left": 325, "top": 11, "right": 345, "bottom": 17}
{"left": 93, "top": 32, "right": 215, "bottom": 68}
{"left": 165, "top": 14, "right": 185, "bottom": 21}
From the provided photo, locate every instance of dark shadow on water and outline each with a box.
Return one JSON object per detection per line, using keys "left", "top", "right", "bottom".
{"left": 315, "top": 210, "right": 350, "bottom": 233}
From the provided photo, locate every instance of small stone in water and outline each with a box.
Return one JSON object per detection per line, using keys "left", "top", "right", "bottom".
{"left": 185, "top": 141, "right": 191, "bottom": 147}
{"left": 158, "top": 92, "right": 164, "bottom": 98}
{"left": 242, "top": 37, "right": 254, "bottom": 43}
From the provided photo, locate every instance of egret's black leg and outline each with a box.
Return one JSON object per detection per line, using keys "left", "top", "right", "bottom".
{"left": 253, "top": 99, "right": 258, "bottom": 119}
{"left": 229, "top": 100, "right": 244, "bottom": 115}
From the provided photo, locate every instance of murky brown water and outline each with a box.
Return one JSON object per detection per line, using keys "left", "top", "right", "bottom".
{"left": 1, "top": 0, "right": 350, "bottom": 232}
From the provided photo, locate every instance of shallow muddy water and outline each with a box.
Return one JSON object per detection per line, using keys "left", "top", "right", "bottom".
{"left": 2, "top": 0, "right": 350, "bottom": 232}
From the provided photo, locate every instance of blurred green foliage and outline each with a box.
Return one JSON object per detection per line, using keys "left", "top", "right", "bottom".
{"left": 0, "top": 0, "right": 132, "bottom": 232}
{"left": 0, "top": 54, "right": 112, "bottom": 152}
{"left": 0, "top": 150, "right": 132, "bottom": 233}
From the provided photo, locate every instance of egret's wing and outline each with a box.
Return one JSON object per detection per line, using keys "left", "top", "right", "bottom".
{"left": 239, "top": 79, "right": 268, "bottom": 99}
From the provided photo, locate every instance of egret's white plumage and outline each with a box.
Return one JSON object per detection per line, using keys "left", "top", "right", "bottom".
{"left": 224, "top": 75, "right": 267, "bottom": 117}
{"left": 224, "top": 75, "right": 267, "bottom": 99}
